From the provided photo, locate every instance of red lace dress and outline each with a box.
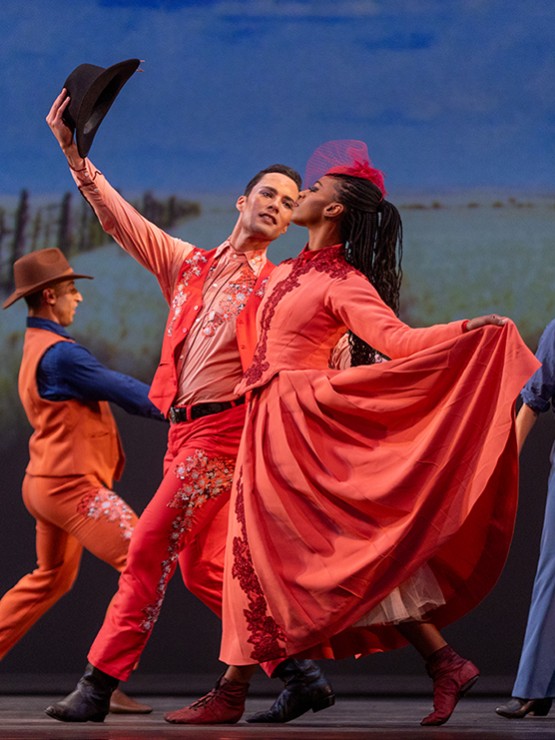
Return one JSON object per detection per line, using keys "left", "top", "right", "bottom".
{"left": 220, "top": 245, "right": 538, "bottom": 666}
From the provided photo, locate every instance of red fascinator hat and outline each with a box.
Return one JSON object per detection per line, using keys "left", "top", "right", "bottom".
{"left": 304, "top": 140, "right": 386, "bottom": 196}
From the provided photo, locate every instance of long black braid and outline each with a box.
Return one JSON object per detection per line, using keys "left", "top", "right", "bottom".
{"left": 331, "top": 174, "right": 403, "bottom": 366}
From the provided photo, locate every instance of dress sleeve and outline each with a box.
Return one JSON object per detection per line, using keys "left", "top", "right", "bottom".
{"left": 520, "top": 320, "right": 555, "bottom": 414}
{"left": 69, "top": 159, "right": 194, "bottom": 303}
{"left": 39, "top": 342, "right": 165, "bottom": 420}
{"left": 326, "top": 270, "right": 465, "bottom": 360}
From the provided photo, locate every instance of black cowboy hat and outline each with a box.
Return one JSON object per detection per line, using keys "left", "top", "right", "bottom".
{"left": 62, "top": 58, "right": 140, "bottom": 157}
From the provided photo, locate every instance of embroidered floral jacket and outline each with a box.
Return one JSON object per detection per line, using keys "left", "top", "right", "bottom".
{"left": 149, "top": 247, "right": 274, "bottom": 415}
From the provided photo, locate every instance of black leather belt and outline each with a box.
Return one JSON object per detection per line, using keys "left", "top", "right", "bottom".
{"left": 168, "top": 396, "right": 245, "bottom": 423}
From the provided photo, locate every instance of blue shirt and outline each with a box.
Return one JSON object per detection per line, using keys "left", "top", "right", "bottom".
{"left": 28, "top": 317, "right": 163, "bottom": 421}
{"left": 521, "top": 319, "right": 555, "bottom": 416}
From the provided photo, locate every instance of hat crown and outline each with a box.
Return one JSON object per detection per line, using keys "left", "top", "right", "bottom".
{"left": 64, "top": 63, "right": 106, "bottom": 96}
{"left": 13, "top": 248, "right": 73, "bottom": 292}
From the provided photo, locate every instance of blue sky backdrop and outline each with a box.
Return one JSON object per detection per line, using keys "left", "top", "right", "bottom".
{"left": 1, "top": 0, "right": 554, "bottom": 194}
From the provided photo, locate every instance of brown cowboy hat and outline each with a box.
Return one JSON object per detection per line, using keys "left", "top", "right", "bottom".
{"left": 62, "top": 58, "right": 140, "bottom": 157}
{"left": 2, "top": 248, "right": 93, "bottom": 309}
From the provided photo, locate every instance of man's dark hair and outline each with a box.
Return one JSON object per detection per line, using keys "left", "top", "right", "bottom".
{"left": 244, "top": 164, "right": 302, "bottom": 196}
{"left": 24, "top": 290, "right": 45, "bottom": 311}
{"left": 23, "top": 280, "right": 71, "bottom": 311}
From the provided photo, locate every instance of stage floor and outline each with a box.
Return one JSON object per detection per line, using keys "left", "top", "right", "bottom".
{"left": 0, "top": 695, "right": 553, "bottom": 739}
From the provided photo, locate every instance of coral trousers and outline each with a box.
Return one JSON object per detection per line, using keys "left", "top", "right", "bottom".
{"left": 0, "top": 473, "right": 137, "bottom": 660}
{"left": 88, "top": 404, "right": 280, "bottom": 681}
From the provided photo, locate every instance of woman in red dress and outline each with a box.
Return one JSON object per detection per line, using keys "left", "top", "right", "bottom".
{"left": 167, "top": 141, "right": 539, "bottom": 727}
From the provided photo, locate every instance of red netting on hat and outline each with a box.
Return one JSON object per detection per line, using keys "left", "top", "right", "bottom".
{"left": 304, "top": 140, "right": 386, "bottom": 196}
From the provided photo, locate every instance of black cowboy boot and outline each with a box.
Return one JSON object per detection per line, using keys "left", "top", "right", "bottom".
{"left": 247, "top": 659, "right": 335, "bottom": 723}
{"left": 45, "top": 663, "right": 119, "bottom": 722}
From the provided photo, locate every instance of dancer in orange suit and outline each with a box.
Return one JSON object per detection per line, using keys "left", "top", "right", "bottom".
{"left": 1, "top": 248, "right": 164, "bottom": 713}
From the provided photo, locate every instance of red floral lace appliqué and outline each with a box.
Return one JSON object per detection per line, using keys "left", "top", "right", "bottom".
{"left": 244, "top": 247, "right": 353, "bottom": 386}
{"left": 231, "top": 473, "right": 287, "bottom": 662}
{"left": 77, "top": 488, "right": 135, "bottom": 541}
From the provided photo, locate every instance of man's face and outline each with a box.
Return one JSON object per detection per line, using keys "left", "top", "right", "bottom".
{"left": 47, "top": 279, "right": 83, "bottom": 326}
{"left": 236, "top": 173, "right": 299, "bottom": 241}
{"left": 292, "top": 176, "right": 341, "bottom": 227}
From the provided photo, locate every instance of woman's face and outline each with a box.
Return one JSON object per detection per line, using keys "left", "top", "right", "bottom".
{"left": 292, "top": 175, "right": 342, "bottom": 227}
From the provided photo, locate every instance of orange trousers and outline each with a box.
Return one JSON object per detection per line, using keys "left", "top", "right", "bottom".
{"left": 0, "top": 473, "right": 138, "bottom": 660}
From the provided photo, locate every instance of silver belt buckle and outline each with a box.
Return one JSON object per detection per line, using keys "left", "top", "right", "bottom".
{"left": 168, "top": 407, "right": 178, "bottom": 424}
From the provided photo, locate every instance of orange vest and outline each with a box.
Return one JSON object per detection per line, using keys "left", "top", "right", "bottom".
{"left": 19, "top": 328, "right": 125, "bottom": 487}
{"left": 148, "top": 246, "right": 274, "bottom": 416}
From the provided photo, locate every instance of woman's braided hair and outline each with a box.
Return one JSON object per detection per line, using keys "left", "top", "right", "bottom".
{"left": 331, "top": 174, "right": 403, "bottom": 366}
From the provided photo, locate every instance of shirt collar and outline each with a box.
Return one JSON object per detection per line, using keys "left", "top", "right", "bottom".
{"left": 298, "top": 243, "right": 343, "bottom": 259}
{"left": 27, "top": 316, "right": 72, "bottom": 338}
{"left": 216, "top": 239, "right": 268, "bottom": 275}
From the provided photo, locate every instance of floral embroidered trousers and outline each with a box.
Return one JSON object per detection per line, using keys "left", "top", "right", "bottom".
{"left": 87, "top": 405, "right": 245, "bottom": 681}
{"left": 0, "top": 473, "right": 137, "bottom": 661}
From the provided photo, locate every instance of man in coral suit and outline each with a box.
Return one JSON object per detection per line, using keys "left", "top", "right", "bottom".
{"left": 44, "top": 89, "right": 334, "bottom": 725}
{"left": 2, "top": 247, "right": 165, "bottom": 714}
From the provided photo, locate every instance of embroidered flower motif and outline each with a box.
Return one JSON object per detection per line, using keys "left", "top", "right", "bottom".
{"left": 140, "top": 513, "right": 187, "bottom": 633}
{"left": 167, "top": 249, "right": 208, "bottom": 336}
{"left": 167, "top": 284, "right": 189, "bottom": 337}
{"left": 255, "top": 277, "right": 269, "bottom": 299}
{"left": 201, "top": 267, "right": 258, "bottom": 336}
{"left": 77, "top": 488, "right": 135, "bottom": 541}
{"left": 139, "top": 448, "right": 236, "bottom": 634}
{"left": 244, "top": 247, "right": 354, "bottom": 386}
{"left": 169, "top": 449, "right": 235, "bottom": 531}
{"left": 231, "top": 474, "right": 287, "bottom": 662}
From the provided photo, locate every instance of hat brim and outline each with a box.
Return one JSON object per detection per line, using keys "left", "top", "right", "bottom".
{"left": 2, "top": 273, "right": 93, "bottom": 309}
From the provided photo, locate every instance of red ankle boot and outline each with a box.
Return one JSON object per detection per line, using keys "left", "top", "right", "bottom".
{"left": 164, "top": 675, "right": 249, "bottom": 724}
{"left": 421, "top": 645, "right": 480, "bottom": 726}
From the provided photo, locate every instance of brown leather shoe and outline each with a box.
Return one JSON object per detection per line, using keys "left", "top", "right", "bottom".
{"left": 109, "top": 688, "right": 152, "bottom": 714}
{"left": 164, "top": 675, "right": 248, "bottom": 724}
